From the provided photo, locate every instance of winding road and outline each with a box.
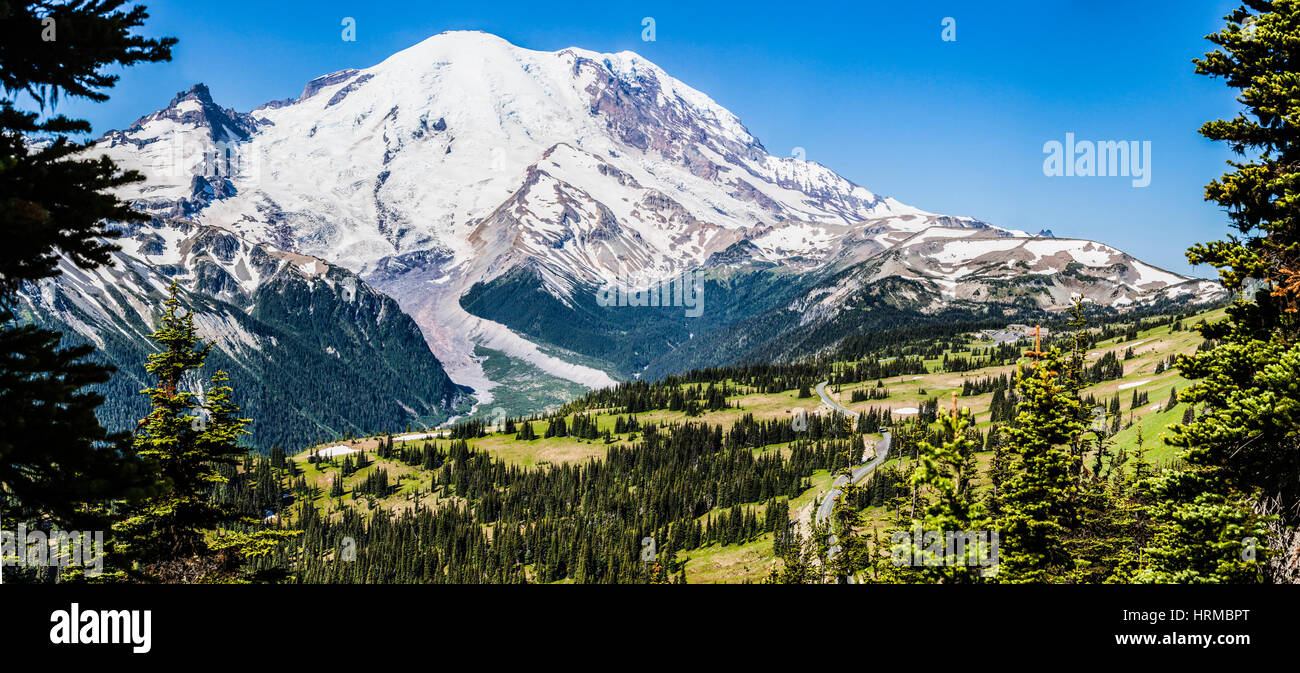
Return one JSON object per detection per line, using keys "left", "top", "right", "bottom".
{"left": 812, "top": 381, "right": 892, "bottom": 583}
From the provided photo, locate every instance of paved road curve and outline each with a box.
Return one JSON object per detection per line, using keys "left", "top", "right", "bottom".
{"left": 812, "top": 381, "right": 892, "bottom": 582}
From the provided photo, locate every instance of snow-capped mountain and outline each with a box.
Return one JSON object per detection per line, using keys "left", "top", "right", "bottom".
{"left": 80, "top": 30, "right": 1222, "bottom": 410}
{"left": 830, "top": 226, "right": 1223, "bottom": 310}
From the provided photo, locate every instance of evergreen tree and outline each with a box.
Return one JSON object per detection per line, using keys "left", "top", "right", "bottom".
{"left": 830, "top": 478, "right": 865, "bottom": 582}
{"left": 911, "top": 409, "right": 991, "bottom": 583}
{"left": 997, "top": 348, "right": 1085, "bottom": 583}
{"left": 0, "top": 1, "right": 174, "bottom": 529}
{"left": 1142, "top": 0, "right": 1299, "bottom": 582}
{"left": 0, "top": 327, "right": 144, "bottom": 528}
{"left": 983, "top": 427, "right": 1014, "bottom": 519}
{"left": 515, "top": 420, "right": 536, "bottom": 441}
{"left": 114, "top": 284, "right": 294, "bottom": 580}
{"left": 1137, "top": 468, "right": 1268, "bottom": 583}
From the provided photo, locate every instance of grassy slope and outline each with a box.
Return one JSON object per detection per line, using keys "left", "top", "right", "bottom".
{"left": 286, "top": 307, "right": 1223, "bottom": 582}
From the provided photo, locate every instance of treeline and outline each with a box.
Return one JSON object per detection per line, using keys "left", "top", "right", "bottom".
{"left": 828, "top": 357, "right": 928, "bottom": 385}
{"left": 849, "top": 385, "right": 889, "bottom": 402}
{"left": 943, "top": 341, "right": 1024, "bottom": 373}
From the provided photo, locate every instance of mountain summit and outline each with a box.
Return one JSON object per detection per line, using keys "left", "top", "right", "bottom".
{"left": 86, "top": 31, "right": 1222, "bottom": 406}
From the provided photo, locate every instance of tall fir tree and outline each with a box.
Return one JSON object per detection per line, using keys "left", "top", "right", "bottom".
{"left": 997, "top": 348, "right": 1085, "bottom": 583}
{"left": 0, "top": 1, "right": 174, "bottom": 529}
{"left": 1142, "top": 0, "right": 1298, "bottom": 582}
{"left": 910, "top": 409, "right": 992, "bottom": 583}
{"left": 830, "top": 477, "right": 865, "bottom": 582}
{"left": 115, "top": 284, "right": 294, "bottom": 581}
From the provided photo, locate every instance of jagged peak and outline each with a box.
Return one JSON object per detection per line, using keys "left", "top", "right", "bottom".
{"left": 104, "top": 81, "right": 256, "bottom": 146}
{"left": 167, "top": 82, "right": 215, "bottom": 107}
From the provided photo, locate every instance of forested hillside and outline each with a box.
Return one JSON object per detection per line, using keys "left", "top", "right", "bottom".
{"left": 23, "top": 252, "right": 468, "bottom": 453}
{"left": 209, "top": 306, "right": 1231, "bottom": 583}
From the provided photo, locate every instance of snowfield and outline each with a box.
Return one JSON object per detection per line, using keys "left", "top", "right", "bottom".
{"left": 315, "top": 446, "right": 360, "bottom": 458}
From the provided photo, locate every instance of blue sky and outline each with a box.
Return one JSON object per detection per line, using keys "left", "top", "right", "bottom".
{"left": 53, "top": 0, "right": 1244, "bottom": 276}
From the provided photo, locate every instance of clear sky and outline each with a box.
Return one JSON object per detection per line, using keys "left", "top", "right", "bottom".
{"left": 51, "top": 0, "right": 1245, "bottom": 277}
